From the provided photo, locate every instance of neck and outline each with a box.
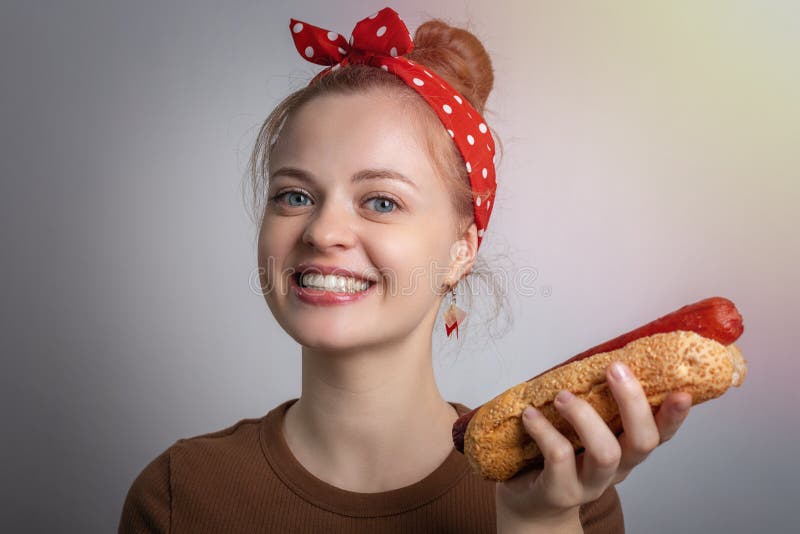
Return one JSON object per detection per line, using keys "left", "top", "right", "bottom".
{"left": 283, "top": 308, "right": 459, "bottom": 492}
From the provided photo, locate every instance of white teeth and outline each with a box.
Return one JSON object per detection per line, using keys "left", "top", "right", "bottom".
{"left": 299, "top": 273, "right": 371, "bottom": 293}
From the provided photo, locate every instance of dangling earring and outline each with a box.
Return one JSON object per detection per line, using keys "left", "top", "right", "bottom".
{"left": 443, "top": 284, "right": 467, "bottom": 339}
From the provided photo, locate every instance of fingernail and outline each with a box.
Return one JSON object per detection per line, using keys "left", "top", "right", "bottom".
{"left": 610, "top": 361, "right": 631, "bottom": 382}
{"left": 523, "top": 406, "right": 539, "bottom": 420}
{"left": 555, "top": 390, "right": 574, "bottom": 404}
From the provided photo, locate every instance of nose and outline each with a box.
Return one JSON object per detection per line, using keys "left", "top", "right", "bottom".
{"left": 301, "top": 197, "right": 357, "bottom": 251}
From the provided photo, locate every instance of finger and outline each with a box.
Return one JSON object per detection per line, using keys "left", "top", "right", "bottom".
{"left": 654, "top": 391, "right": 692, "bottom": 444}
{"left": 552, "top": 390, "right": 620, "bottom": 492}
{"left": 606, "top": 361, "right": 661, "bottom": 469}
{"left": 521, "top": 405, "right": 580, "bottom": 499}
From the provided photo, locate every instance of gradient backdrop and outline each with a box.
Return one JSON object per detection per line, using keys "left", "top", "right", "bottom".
{"left": 1, "top": 1, "right": 797, "bottom": 532}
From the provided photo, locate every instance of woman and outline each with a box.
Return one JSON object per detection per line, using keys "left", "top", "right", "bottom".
{"left": 119, "top": 7, "right": 693, "bottom": 533}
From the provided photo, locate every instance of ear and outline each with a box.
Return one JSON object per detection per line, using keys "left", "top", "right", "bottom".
{"left": 445, "top": 222, "right": 478, "bottom": 287}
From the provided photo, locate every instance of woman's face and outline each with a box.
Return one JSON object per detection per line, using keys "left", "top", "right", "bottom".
{"left": 258, "top": 90, "right": 474, "bottom": 351}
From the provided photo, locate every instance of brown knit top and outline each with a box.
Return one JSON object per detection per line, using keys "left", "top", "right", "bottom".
{"left": 119, "top": 399, "right": 624, "bottom": 532}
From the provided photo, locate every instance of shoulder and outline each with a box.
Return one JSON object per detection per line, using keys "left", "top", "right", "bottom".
{"left": 118, "top": 446, "right": 173, "bottom": 533}
{"left": 172, "top": 414, "right": 266, "bottom": 457}
{"left": 450, "top": 401, "right": 474, "bottom": 416}
{"left": 166, "top": 413, "right": 273, "bottom": 486}
{"left": 117, "top": 413, "right": 271, "bottom": 533}
{"left": 580, "top": 485, "right": 625, "bottom": 533}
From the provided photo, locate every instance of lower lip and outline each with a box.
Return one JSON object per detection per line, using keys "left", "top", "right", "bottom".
{"left": 290, "top": 274, "right": 377, "bottom": 306}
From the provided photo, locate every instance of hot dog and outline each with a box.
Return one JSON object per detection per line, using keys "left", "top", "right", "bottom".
{"left": 452, "top": 296, "right": 746, "bottom": 481}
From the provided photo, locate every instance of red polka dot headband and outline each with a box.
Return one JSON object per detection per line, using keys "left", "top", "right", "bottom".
{"left": 289, "top": 6, "right": 497, "bottom": 250}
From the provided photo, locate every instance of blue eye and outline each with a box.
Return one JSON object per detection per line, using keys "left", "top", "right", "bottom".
{"left": 367, "top": 196, "right": 397, "bottom": 213}
{"left": 270, "top": 189, "right": 400, "bottom": 214}
{"left": 272, "top": 190, "right": 311, "bottom": 207}
{"left": 286, "top": 191, "right": 311, "bottom": 207}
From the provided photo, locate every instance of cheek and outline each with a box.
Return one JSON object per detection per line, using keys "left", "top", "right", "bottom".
{"left": 260, "top": 213, "right": 299, "bottom": 251}
{"left": 368, "top": 228, "right": 452, "bottom": 297}
{"left": 257, "top": 219, "right": 295, "bottom": 292}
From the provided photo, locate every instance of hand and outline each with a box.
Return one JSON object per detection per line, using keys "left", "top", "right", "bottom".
{"left": 495, "top": 361, "right": 692, "bottom": 526}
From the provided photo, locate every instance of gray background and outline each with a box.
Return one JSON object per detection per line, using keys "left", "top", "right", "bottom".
{"left": 1, "top": 1, "right": 798, "bottom": 532}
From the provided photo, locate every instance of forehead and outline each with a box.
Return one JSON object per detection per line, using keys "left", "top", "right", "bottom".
{"left": 271, "top": 91, "right": 440, "bottom": 182}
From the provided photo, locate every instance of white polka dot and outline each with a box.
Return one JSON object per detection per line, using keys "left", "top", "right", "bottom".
{"left": 486, "top": 144, "right": 491, "bottom": 151}
{"left": 492, "top": 155, "right": 497, "bottom": 165}
{"left": 476, "top": 197, "right": 482, "bottom": 206}
{"left": 377, "top": 26, "right": 387, "bottom": 37}
{"left": 390, "top": 47, "right": 397, "bottom": 57}
{"left": 467, "top": 134, "right": 475, "bottom": 145}
{"left": 447, "top": 129, "right": 454, "bottom": 138}
{"left": 482, "top": 168, "right": 488, "bottom": 178}
{"left": 442, "top": 104, "right": 452, "bottom": 114}
{"left": 479, "top": 123, "right": 487, "bottom": 133}
{"left": 292, "top": 22, "right": 303, "bottom": 33}
{"left": 304, "top": 46, "right": 314, "bottom": 58}
{"left": 467, "top": 112, "right": 472, "bottom": 118}
{"left": 407, "top": 59, "right": 415, "bottom": 65}
{"left": 424, "top": 70, "right": 432, "bottom": 78}
{"left": 327, "top": 31, "right": 338, "bottom": 41}
{"left": 380, "top": 65, "right": 388, "bottom": 71}
{"left": 478, "top": 228, "right": 485, "bottom": 237}
{"left": 338, "top": 46, "right": 347, "bottom": 55}
{"left": 487, "top": 200, "right": 491, "bottom": 208}
{"left": 412, "top": 77, "right": 424, "bottom": 86}
{"left": 454, "top": 95, "right": 462, "bottom": 104}
{"left": 440, "top": 83, "right": 445, "bottom": 88}
{"left": 466, "top": 162, "right": 472, "bottom": 172}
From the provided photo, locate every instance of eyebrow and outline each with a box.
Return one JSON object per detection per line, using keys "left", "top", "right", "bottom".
{"left": 269, "top": 166, "right": 419, "bottom": 191}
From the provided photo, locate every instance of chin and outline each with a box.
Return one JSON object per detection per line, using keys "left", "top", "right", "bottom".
{"left": 284, "top": 318, "right": 376, "bottom": 351}
{"left": 290, "top": 331, "right": 376, "bottom": 354}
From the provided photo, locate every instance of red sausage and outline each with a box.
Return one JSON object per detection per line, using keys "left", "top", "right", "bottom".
{"left": 452, "top": 296, "right": 744, "bottom": 453}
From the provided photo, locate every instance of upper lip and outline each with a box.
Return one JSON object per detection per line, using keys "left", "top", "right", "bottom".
{"left": 294, "top": 262, "right": 378, "bottom": 283}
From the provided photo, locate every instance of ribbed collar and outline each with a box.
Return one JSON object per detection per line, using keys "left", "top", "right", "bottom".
{"left": 260, "top": 398, "right": 474, "bottom": 517}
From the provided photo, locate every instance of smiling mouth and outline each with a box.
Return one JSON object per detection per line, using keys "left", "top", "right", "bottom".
{"left": 293, "top": 272, "right": 375, "bottom": 293}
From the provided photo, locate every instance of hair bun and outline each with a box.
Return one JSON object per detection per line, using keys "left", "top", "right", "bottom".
{"left": 407, "top": 19, "right": 494, "bottom": 114}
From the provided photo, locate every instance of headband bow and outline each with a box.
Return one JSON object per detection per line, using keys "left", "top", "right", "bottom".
{"left": 289, "top": 7, "right": 497, "bottom": 250}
